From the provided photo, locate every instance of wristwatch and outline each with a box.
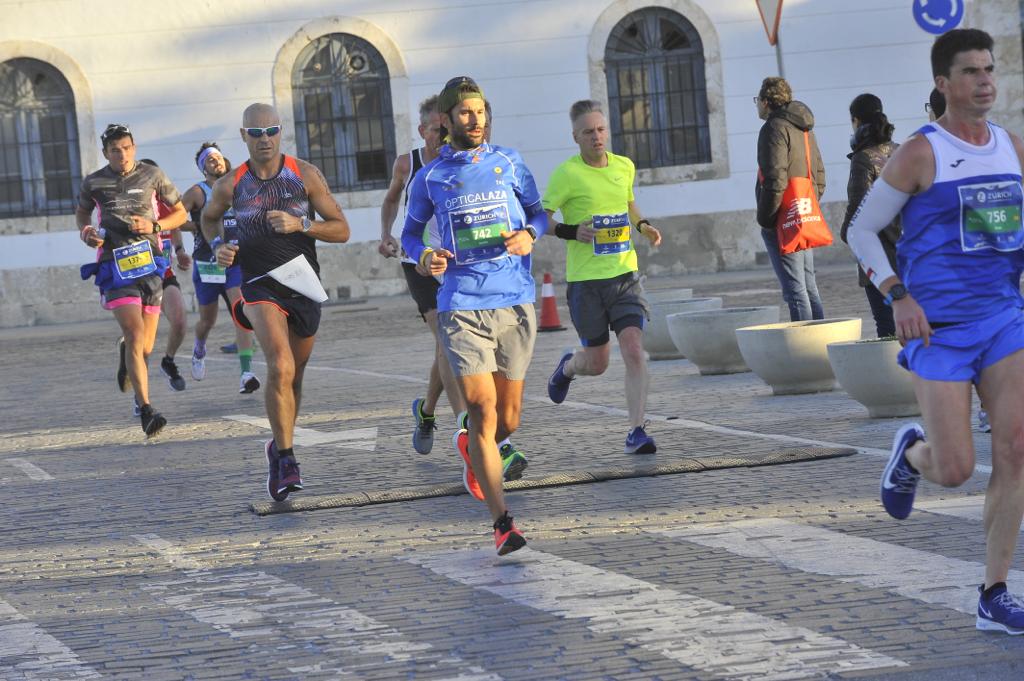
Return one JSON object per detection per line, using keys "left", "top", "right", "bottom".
{"left": 301, "top": 216, "right": 313, "bottom": 233}
{"left": 152, "top": 221, "right": 161, "bottom": 233}
{"left": 885, "top": 283, "right": 908, "bottom": 305}
{"left": 523, "top": 225, "right": 538, "bottom": 241}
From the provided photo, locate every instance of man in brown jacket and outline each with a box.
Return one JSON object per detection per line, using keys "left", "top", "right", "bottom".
{"left": 755, "top": 77, "right": 826, "bottom": 321}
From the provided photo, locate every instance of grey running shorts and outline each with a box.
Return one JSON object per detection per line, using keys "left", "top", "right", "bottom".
{"left": 438, "top": 303, "right": 537, "bottom": 380}
{"left": 102, "top": 273, "right": 164, "bottom": 314}
{"left": 567, "top": 271, "right": 649, "bottom": 347}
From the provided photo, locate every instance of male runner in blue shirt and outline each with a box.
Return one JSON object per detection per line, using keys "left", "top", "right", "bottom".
{"left": 402, "top": 77, "right": 547, "bottom": 555}
{"left": 848, "top": 28, "right": 1024, "bottom": 635}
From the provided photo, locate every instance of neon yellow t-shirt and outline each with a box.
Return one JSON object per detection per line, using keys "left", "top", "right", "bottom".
{"left": 542, "top": 152, "right": 638, "bottom": 282}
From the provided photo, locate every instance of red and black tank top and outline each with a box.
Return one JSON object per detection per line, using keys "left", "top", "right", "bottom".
{"left": 232, "top": 154, "right": 318, "bottom": 281}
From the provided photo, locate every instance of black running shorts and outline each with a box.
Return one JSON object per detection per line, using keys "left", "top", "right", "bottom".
{"left": 401, "top": 262, "right": 441, "bottom": 319}
{"left": 237, "top": 278, "right": 322, "bottom": 338}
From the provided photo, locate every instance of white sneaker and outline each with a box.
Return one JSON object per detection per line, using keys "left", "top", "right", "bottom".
{"left": 191, "top": 353, "right": 206, "bottom": 381}
{"left": 239, "top": 371, "right": 261, "bottom": 394}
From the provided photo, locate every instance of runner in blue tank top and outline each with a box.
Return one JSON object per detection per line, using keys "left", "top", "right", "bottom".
{"left": 180, "top": 142, "right": 261, "bottom": 394}
{"left": 402, "top": 77, "right": 548, "bottom": 556}
{"left": 201, "top": 103, "right": 351, "bottom": 503}
{"left": 848, "top": 29, "right": 1024, "bottom": 635}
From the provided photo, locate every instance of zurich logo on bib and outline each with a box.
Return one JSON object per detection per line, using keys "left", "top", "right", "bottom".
{"left": 959, "top": 181, "right": 1024, "bottom": 252}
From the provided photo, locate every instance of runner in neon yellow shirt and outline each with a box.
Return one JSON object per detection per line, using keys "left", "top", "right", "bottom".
{"left": 543, "top": 99, "right": 662, "bottom": 454}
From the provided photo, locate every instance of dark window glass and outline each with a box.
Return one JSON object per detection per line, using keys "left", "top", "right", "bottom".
{"left": 292, "top": 34, "right": 395, "bottom": 192}
{"left": 0, "top": 58, "right": 81, "bottom": 217}
{"left": 605, "top": 8, "right": 711, "bottom": 169}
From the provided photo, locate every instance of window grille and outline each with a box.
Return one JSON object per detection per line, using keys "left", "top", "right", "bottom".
{"left": 0, "top": 58, "right": 81, "bottom": 217}
{"left": 604, "top": 8, "right": 711, "bottom": 169}
{"left": 292, "top": 34, "right": 396, "bottom": 192}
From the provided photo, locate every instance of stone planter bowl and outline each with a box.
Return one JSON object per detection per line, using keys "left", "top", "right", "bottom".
{"left": 643, "top": 288, "right": 693, "bottom": 303}
{"left": 644, "top": 297, "right": 723, "bottom": 360}
{"left": 735, "top": 318, "right": 863, "bottom": 395}
{"left": 666, "top": 306, "right": 780, "bottom": 375}
{"left": 827, "top": 338, "right": 920, "bottom": 417}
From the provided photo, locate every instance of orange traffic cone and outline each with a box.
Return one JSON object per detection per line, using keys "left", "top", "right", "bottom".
{"left": 538, "top": 272, "right": 566, "bottom": 332}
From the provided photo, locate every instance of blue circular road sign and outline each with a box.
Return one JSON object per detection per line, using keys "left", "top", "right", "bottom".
{"left": 913, "top": 0, "right": 965, "bottom": 35}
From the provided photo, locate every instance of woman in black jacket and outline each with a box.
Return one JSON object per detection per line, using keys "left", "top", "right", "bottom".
{"left": 840, "top": 93, "right": 899, "bottom": 337}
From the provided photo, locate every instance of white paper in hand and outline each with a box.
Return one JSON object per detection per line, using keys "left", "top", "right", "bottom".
{"left": 266, "top": 255, "right": 328, "bottom": 302}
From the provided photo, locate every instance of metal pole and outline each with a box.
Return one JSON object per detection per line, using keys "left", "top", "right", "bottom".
{"left": 775, "top": 32, "right": 786, "bottom": 79}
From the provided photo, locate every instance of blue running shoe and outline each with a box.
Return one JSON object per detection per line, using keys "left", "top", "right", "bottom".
{"left": 412, "top": 397, "right": 436, "bottom": 455}
{"left": 880, "top": 423, "right": 924, "bottom": 520}
{"left": 625, "top": 422, "right": 657, "bottom": 454}
{"left": 977, "top": 584, "right": 1024, "bottom": 635}
{"left": 547, "top": 350, "right": 575, "bottom": 404}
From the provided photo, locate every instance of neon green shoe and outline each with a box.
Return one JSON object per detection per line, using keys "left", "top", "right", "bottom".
{"left": 500, "top": 442, "right": 528, "bottom": 482}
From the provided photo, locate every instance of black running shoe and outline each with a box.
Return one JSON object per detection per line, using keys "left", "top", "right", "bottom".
{"left": 116, "top": 337, "right": 131, "bottom": 393}
{"left": 140, "top": 404, "right": 166, "bottom": 438}
{"left": 160, "top": 357, "right": 186, "bottom": 392}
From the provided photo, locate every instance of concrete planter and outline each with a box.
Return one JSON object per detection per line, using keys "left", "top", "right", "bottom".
{"left": 643, "top": 288, "right": 693, "bottom": 303}
{"left": 735, "top": 318, "right": 863, "bottom": 395}
{"left": 827, "top": 339, "right": 920, "bottom": 417}
{"left": 666, "top": 306, "right": 780, "bottom": 375}
{"left": 644, "top": 297, "right": 723, "bottom": 360}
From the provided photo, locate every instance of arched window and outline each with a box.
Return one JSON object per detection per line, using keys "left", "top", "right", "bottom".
{"left": 604, "top": 8, "right": 711, "bottom": 169}
{"left": 0, "top": 58, "right": 81, "bottom": 217}
{"left": 292, "top": 33, "right": 396, "bottom": 192}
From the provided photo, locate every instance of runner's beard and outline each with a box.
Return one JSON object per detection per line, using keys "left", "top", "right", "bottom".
{"left": 450, "top": 126, "right": 483, "bottom": 150}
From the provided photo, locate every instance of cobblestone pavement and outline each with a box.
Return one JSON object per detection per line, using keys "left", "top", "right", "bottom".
{"left": 2, "top": 263, "right": 1022, "bottom": 680}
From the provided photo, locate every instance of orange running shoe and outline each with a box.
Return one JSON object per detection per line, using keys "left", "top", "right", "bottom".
{"left": 453, "top": 428, "right": 485, "bottom": 501}
{"left": 493, "top": 511, "right": 526, "bottom": 556}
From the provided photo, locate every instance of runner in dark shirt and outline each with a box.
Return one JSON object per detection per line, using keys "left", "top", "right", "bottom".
{"left": 77, "top": 124, "right": 187, "bottom": 437}
{"left": 201, "top": 103, "right": 350, "bottom": 502}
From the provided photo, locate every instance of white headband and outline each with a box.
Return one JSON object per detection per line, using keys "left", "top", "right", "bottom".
{"left": 197, "top": 147, "right": 223, "bottom": 173}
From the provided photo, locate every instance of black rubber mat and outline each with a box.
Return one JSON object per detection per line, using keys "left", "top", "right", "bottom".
{"left": 250, "top": 446, "right": 856, "bottom": 516}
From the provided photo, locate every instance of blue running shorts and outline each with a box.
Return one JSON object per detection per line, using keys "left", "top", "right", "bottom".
{"left": 192, "top": 264, "right": 243, "bottom": 306}
{"left": 898, "top": 307, "right": 1024, "bottom": 383}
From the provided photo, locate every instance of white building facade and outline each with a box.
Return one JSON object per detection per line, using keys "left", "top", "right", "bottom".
{"left": 0, "top": 0, "right": 1020, "bottom": 326}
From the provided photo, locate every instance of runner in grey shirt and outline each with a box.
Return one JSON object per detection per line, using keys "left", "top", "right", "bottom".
{"left": 78, "top": 123, "right": 187, "bottom": 437}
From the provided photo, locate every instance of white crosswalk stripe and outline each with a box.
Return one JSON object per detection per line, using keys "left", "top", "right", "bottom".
{"left": 404, "top": 547, "right": 905, "bottom": 680}
{"left": 658, "top": 518, "right": 1024, "bottom": 616}
{"left": 5, "top": 458, "right": 54, "bottom": 481}
{"left": 222, "top": 414, "right": 377, "bottom": 449}
{"left": 0, "top": 597, "right": 102, "bottom": 679}
{"left": 133, "top": 534, "right": 500, "bottom": 680}
{"left": 918, "top": 495, "right": 987, "bottom": 523}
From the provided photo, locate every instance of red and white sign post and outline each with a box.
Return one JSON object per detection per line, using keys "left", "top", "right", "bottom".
{"left": 755, "top": 0, "right": 786, "bottom": 77}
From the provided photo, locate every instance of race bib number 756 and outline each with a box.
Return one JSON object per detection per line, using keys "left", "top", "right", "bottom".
{"left": 959, "top": 181, "right": 1024, "bottom": 252}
